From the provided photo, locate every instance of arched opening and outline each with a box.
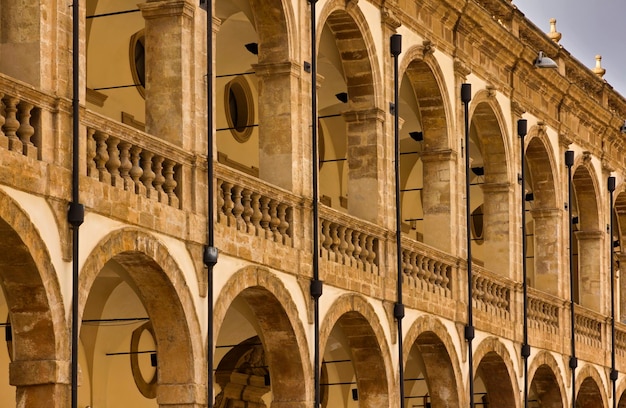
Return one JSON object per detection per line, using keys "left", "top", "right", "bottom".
{"left": 571, "top": 163, "right": 602, "bottom": 311}
{"left": 469, "top": 98, "right": 511, "bottom": 275}
{"left": 613, "top": 188, "right": 626, "bottom": 321}
{"left": 0, "top": 195, "right": 66, "bottom": 407}
{"left": 214, "top": 280, "right": 308, "bottom": 407}
{"left": 576, "top": 376, "right": 604, "bottom": 407}
{"left": 473, "top": 339, "right": 517, "bottom": 407}
{"left": 79, "top": 230, "right": 203, "bottom": 407}
{"left": 317, "top": 8, "right": 380, "bottom": 223}
{"left": 524, "top": 132, "right": 560, "bottom": 295}
{"left": 528, "top": 364, "right": 564, "bottom": 407}
{"left": 397, "top": 56, "right": 452, "bottom": 250}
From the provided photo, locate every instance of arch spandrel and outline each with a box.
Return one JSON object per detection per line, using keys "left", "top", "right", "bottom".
{"left": 79, "top": 228, "right": 204, "bottom": 389}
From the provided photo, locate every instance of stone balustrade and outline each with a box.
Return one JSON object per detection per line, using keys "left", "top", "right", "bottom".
{"left": 472, "top": 265, "right": 512, "bottom": 319}
{"left": 574, "top": 306, "right": 604, "bottom": 349}
{"left": 83, "top": 111, "right": 187, "bottom": 209}
{"left": 318, "top": 206, "right": 382, "bottom": 274}
{"left": 0, "top": 76, "right": 45, "bottom": 160}
{"left": 215, "top": 163, "right": 297, "bottom": 247}
{"left": 616, "top": 324, "right": 626, "bottom": 357}
{"left": 527, "top": 288, "right": 561, "bottom": 335}
{"left": 401, "top": 237, "right": 455, "bottom": 299}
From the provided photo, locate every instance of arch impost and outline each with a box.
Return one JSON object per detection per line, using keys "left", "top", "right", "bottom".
{"left": 252, "top": 60, "right": 301, "bottom": 78}
{"left": 481, "top": 182, "right": 512, "bottom": 194}
{"left": 529, "top": 207, "right": 562, "bottom": 219}
{"left": 156, "top": 383, "right": 206, "bottom": 405}
{"left": 9, "top": 359, "right": 70, "bottom": 386}
{"left": 574, "top": 230, "right": 604, "bottom": 240}
{"left": 420, "top": 148, "right": 456, "bottom": 162}
{"left": 341, "top": 107, "right": 386, "bottom": 124}
{"left": 139, "top": 0, "right": 195, "bottom": 20}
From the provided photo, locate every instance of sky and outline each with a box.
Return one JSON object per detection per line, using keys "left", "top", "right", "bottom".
{"left": 513, "top": 0, "right": 626, "bottom": 98}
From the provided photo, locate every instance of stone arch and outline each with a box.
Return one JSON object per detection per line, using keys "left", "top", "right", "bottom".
{"left": 615, "top": 373, "right": 626, "bottom": 407}
{"left": 575, "top": 364, "right": 608, "bottom": 407}
{"left": 79, "top": 228, "right": 204, "bottom": 403}
{"left": 213, "top": 265, "right": 311, "bottom": 405}
{"left": 613, "top": 182, "right": 626, "bottom": 321}
{"left": 525, "top": 126, "right": 561, "bottom": 295}
{"left": 0, "top": 190, "right": 67, "bottom": 405}
{"left": 468, "top": 91, "right": 513, "bottom": 274}
{"left": 473, "top": 337, "right": 519, "bottom": 408}
{"left": 527, "top": 351, "right": 567, "bottom": 407}
{"left": 571, "top": 156, "right": 603, "bottom": 311}
{"left": 248, "top": 0, "right": 297, "bottom": 63}
{"left": 403, "top": 315, "right": 462, "bottom": 407}
{"left": 320, "top": 293, "right": 393, "bottom": 407}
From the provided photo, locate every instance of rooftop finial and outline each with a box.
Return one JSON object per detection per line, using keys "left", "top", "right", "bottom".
{"left": 592, "top": 55, "right": 606, "bottom": 78}
{"left": 548, "top": 18, "right": 562, "bottom": 43}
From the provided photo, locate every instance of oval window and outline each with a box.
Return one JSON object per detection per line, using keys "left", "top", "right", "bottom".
{"left": 129, "top": 30, "right": 146, "bottom": 99}
{"left": 224, "top": 76, "right": 254, "bottom": 142}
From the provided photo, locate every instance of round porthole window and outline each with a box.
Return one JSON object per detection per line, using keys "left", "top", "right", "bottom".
{"left": 224, "top": 76, "right": 254, "bottom": 143}
{"left": 129, "top": 30, "right": 146, "bottom": 99}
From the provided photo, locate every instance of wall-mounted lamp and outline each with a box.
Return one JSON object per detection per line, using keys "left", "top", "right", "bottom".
{"left": 351, "top": 388, "right": 359, "bottom": 401}
{"left": 471, "top": 167, "right": 484, "bottom": 176}
{"left": 534, "top": 51, "right": 558, "bottom": 69}
{"left": 5, "top": 325, "right": 11, "bottom": 342}
{"left": 335, "top": 92, "right": 348, "bottom": 103}
{"left": 614, "top": 240, "right": 621, "bottom": 248}
{"left": 572, "top": 216, "right": 579, "bottom": 225}
{"left": 409, "top": 131, "right": 423, "bottom": 142}
{"left": 244, "top": 42, "right": 259, "bottom": 55}
{"left": 620, "top": 120, "right": 626, "bottom": 134}
{"left": 525, "top": 192, "right": 534, "bottom": 202}
{"left": 150, "top": 353, "right": 157, "bottom": 367}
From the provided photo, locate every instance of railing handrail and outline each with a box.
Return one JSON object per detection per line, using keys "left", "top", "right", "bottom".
{"left": 0, "top": 72, "right": 62, "bottom": 111}
{"left": 318, "top": 204, "right": 387, "bottom": 240}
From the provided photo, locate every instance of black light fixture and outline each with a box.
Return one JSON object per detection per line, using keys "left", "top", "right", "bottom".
{"left": 4, "top": 324, "right": 11, "bottom": 342}
{"left": 620, "top": 120, "right": 626, "bottom": 134}
{"left": 534, "top": 51, "right": 558, "bottom": 69}
{"left": 244, "top": 42, "right": 259, "bottom": 55}
{"left": 351, "top": 388, "right": 359, "bottom": 401}
{"left": 409, "top": 131, "right": 423, "bottom": 142}
{"left": 150, "top": 353, "right": 157, "bottom": 367}
{"left": 335, "top": 92, "right": 348, "bottom": 103}
{"left": 614, "top": 240, "right": 621, "bottom": 248}
{"left": 572, "top": 216, "right": 579, "bottom": 225}
{"left": 524, "top": 192, "right": 534, "bottom": 202}
{"left": 471, "top": 167, "right": 484, "bottom": 176}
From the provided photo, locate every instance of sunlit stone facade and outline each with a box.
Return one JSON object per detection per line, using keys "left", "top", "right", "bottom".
{"left": 1, "top": 0, "right": 626, "bottom": 407}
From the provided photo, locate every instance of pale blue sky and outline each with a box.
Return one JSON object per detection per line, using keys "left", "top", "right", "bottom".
{"left": 513, "top": 0, "right": 626, "bottom": 98}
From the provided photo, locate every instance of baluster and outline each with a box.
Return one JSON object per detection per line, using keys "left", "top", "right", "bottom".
{"left": 17, "top": 101, "right": 36, "bottom": 158}
{"left": 94, "top": 131, "right": 110, "bottom": 184}
{"left": 130, "top": 146, "right": 145, "bottom": 195}
{"left": 140, "top": 151, "right": 157, "bottom": 199}
{"left": 242, "top": 189, "right": 254, "bottom": 233}
{"left": 269, "top": 200, "right": 280, "bottom": 242}
{"left": 338, "top": 225, "right": 348, "bottom": 265}
{"left": 118, "top": 141, "right": 133, "bottom": 192}
{"left": 277, "top": 203, "right": 289, "bottom": 245}
{"left": 321, "top": 219, "right": 332, "bottom": 257}
{"left": 86, "top": 128, "right": 97, "bottom": 178}
{"left": 432, "top": 262, "right": 443, "bottom": 291}
{"left": 0, "top": 94, "right": 6, "bottom": 149}
{"left": 250, "top": 192, "right": 262, "bottom": 234}
{"left": 365, "top": 236, "right": 376, "bottom": 269}
{"left": 352, "top": 231, "right": 363, "bottom": 269}
{"left": 260, "top": 196, "right": 271, "bottom": 238}
{"left": 216, "top": 179, "right": 224, "bottom": 222}
{"left": 401, "top": 251, "right": 412, "bottom": 287}
{"left": 232, "top": 185, "right": 245, "bottom": 230}
{"left": 162, "top": 159, "right": 179, "bottom": 208}
{"left": 344, "top": 228, "right": 355, "bottom": 267}
{"left": 222, "top": 181, "right": 235, "bottom": 225}
{"left": 152, "top": 155, "right": 166, "bottom": 203}
{"left": 105, "top": 137, "right": 122, "bottom": 187}
{"left": 3, "top": 97, "right": 21, "bottom": 152}
{"left": 329, "top": 223, "right": 340, "bottom": 262}
{"left": 358, "top": 233, "right": 368, "bottom": 270}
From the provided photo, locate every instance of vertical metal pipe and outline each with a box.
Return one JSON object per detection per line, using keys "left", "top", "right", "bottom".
{"left": 518, "top": 119, "right": 530, "bottom": 408}
{"left": 390, "top": 33, "right": 405, "bottom": 408}
{"left": 309, "top": 0, "right": 323, "bottom": 407}
{"left": 461, "top": 83, "right": 473, "bottom": 408}
{"left": 69, "top": 1, "right": 85, "bottom": 408}
{"left": 201, "top": 1, "right": 219, "bottom": 407}
{"left": 565, "top": 150, "right": 576, "bottom": 408}
{"left": 609, "top": 176, "right": 618, "bottom": 408}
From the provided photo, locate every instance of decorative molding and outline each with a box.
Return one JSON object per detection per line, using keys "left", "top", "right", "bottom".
{"left": 86, "top": 88, "right": 108, "bottom": 107}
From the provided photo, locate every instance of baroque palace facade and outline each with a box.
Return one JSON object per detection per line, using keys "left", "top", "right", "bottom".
{"left": 2, "top": 0, "right": 626, "bottom": 407}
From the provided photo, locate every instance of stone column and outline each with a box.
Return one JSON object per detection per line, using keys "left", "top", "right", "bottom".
{"left": 420, "top": 149, "right": 456, "bottom": 252}
{"left": 530, "top": 208, "right": 561, "bottom": 296}
{"left": 10, "top": 359, "right": 70, "bottom": 407}
{"left": 157, "top": 383, "right": 205, "bottom": 407}
{"left": 140, "top": 0, "right": 196, "bottom": 148}
{"left": 481, "top": 182, "right": 512, "bottom": 276}
{"left": 618, "top": 253, "right": 626, "bottom": 322}
{"left": 254, "top": 61, "right": 300, "bottom": 191}
{"left": 575, "top": 230, "right": 604, "bottom": 312}
{"left": 343, "top": 108, "right": 385, "bottom": 224}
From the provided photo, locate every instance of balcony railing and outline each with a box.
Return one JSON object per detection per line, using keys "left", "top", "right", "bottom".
{"left": 527, "top": 288, "right": 561, "bottom": 335}
{"left": 401, "top": 237, "right": 455, "bottom": 299}
{"left": 472, "top": 265, "right": 512, "bottom": 320}
{"left": 574, "top": 305, "right": 604, "bottom": 349}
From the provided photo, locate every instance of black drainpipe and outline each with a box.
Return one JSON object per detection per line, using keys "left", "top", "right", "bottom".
{"left": 461, "top": 83, "right": 474, "bottom": 408}
{"left": 69, "top": 1, "right": 85, "bottom": 408}
{"left": 565, "top": 150, "right": 576, "bottom": 408}
{"left": 200, "top": 1, "right": 219, "bottom": 407}
{"left": 390, "top": 33, "right": 405, "bottom": 408}
{"left": 307, "top": 1, "right": 323, "bottom": 407}
{"left": 518, "top": 119, "right": 530, "bottom": 408}
{"left": 608, "top": 176, "right": 618, "bottom": 408}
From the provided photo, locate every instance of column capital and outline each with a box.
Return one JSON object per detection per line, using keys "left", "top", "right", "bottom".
{"left": 10, "top": 360, "right": 70, "bottom": 386}
{"left": 139, "top": 0, "right": 195, "bottom": 20}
